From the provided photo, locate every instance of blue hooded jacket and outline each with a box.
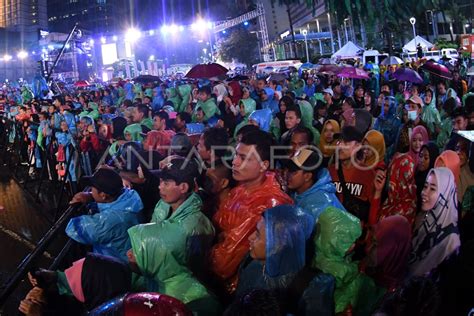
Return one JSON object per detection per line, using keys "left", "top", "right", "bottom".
{"left": 261, "top": 87, "right": 279, "bottom": 115}
{"left": 66, "top": 189, "right": 144, "bottom": 263}
{"left": 249, "top": 108, "right": 273, "bottom": 132}
{"left": 373, "top": 96, "right": 401, "bottom": 158}
{"left": 292, "top": 168, "right": 345, "bottom": 222}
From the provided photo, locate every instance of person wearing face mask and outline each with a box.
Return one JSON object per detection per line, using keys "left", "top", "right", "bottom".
{"left": 409, "top": 167, "right": 460, "bottom": 277}
{"left": 395, "top": 95, "right": 430, "bottom": 154}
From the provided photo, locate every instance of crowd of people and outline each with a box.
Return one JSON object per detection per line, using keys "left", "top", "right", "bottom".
{"left": 1, "top": 59, "right": 473, "bottom": 315}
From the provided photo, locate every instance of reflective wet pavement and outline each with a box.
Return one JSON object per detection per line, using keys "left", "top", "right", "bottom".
{"left": 0, "top": 166, "right": 65, "bottom": 315}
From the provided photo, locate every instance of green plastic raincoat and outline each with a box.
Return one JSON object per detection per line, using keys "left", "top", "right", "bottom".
{"left": 128, "top": 193, "right": 219, "bottom": 314}
{"left": 233, "top": 98, "right": 257, "bottom": 139}
{"left": 123, "top": 124, "right": 143, "bottom": 142}
{"left": 421, "top": 90, "right": 441, "bottom": 135}
{"left": 80, "top": 102, "right": 100, "bottom": 120}
{"left": 166, "top": 87, "right": 182, "bottom": 110}
{"left": 299, "top": 100, "right": 320, "bottom": 145}
{"left": 193, "top": 97, "right": 220, "bottom": 122}
{"left": 313, "top": 207, "right": 384, "bottom": 315}
{"left": 177, "top": 84, "right": 192, "bottom": 113}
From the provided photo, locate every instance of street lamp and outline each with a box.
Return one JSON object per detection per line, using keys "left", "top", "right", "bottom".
{"left": 301, "top": 29, "right": 310, "bottom": 63}
{"left": 410, "top": 17, "right": 417, "bottom": 51}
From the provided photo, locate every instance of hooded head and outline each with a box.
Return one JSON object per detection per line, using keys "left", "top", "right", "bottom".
{"left": 248, "top": 109, "right": 273, "bottom": 132}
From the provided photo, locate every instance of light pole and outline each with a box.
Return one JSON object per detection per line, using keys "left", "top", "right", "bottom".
{"left": 327, "top": 13, "right": 335, "bottom": 53}
{"left": 301, "top": 29, "right": 310, "bottom": 63}
{"left": 410, "top": 17, "right": 417, "bottom": 51}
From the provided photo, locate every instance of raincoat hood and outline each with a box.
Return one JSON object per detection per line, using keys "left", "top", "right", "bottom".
{"left": 124, "top": 123, "right": 144, "bottom": 142}
{"left": 239, "top": 98, "right": 256, "bottom": 117}
{"left": 249, "top": 108, "right": 272, "bottom": 132}
{"left": 293, "top": 168, "right": 345, "bottom": 221}
{"left": 264, "top": 205, "right": 314, "bottom": 278}
{"left": 196, "top": 97, "right": 220, "bottom": 120}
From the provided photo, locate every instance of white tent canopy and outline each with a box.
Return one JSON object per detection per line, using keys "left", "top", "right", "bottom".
{"left": 403, "top": 36, "right": 434, "bottom": 52}
{"left": 332, "top": 41, "right": 365, "bottom": 60}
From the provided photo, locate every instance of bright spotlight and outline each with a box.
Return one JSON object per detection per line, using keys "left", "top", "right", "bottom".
{"left": 3, "top": 54, "right": 12, "bottom": 61}
{"left": 89, "top": 39, "right": 95, "bottom": 45}
{"left": 149, "top": 55, "right": 155, "bottom": 61}
{"left": 170, "top": 24, "right": 178, "bottom": 33}
{"left": 112, "top": 35, "right": 118, "bottom": 41}
{"left": 65, "top": 43, "right": 71, "bottom": 49}
{"left": 48, "top": 45, "right": 54, "bottom": 50}
{"left": 17, "top": 51, "right": 28, "bottom": 59}
{"left": 243, "top": 21, "right": 249, "bottom": 26}
{"left": 179, "top": 25, "right": 185, "bottom": 32}
{"left": 101, "top": 36, "right": 106, "bottom": 44}
{"left": 125, "top": 28, "right": 141, "bottom": 42}
{"left": 149, "top": 30, "right": 155, "bottom": 36}
{"left": 161, "top": 25, "right": 169, "bottom": 34}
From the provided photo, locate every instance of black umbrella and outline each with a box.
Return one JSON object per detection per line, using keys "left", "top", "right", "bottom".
{"left": 133, "top": 75, "right": 163, "bottom": 84}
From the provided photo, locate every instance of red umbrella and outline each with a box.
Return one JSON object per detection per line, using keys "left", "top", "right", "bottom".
{"left": 74, "top": 80, "right": 90, "bottom": 87}
{"left": 185, "top": 63, "right": 228, "bottom": 79}
{"left": 337, "top": 66, "right": 370, "bottom": 79}
{"left": 421, "top": 60, "right": 453, "bottom": 80}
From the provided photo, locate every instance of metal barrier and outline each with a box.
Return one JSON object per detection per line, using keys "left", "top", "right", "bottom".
{"left": 0, "top": 203, "right": 84, "bottom": 307}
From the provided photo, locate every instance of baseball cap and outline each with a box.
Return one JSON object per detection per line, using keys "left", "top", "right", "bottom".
{"left": 83, "top": 168, "right": 123, "bottom": 196}
{"left": 285, "top": 149, "right": 322, "bottom": 173}
{"left": 151, "top": 157, "right": 199, "bottom": 185}
{"left": 407, "top": 95, "right": 423, "bottom": 106}
{"left": 322, "top": 88, "right": 334, "bottom": 97}
{"left": 334, "top": 125, "right": 364, "bottom": 143}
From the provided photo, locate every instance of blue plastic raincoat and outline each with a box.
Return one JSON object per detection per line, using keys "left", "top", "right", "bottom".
{"left": 293, "top": 168, "right": 345, "bottom": 222}
{"left": 248, "top": 108, "right": 273, "bottom": 132}
{"left": 373, "top": 96, "right": 401, "bottom": 160}
{"left": 261, "top": 87, "right": 279, "bottom": 115}
{"left": 236, "top": 205, "right": 335, "bottom": 316}
{"left": 124, "top": 82, "right": 134, "bottom": 101}
{"left": 66, "top": 189, "right": 143, "bottom": 263}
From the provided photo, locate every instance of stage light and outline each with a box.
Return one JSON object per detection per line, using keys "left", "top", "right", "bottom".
{"left": 161, "top": 25, "right": 169, "bottom": 34}
{"left": 112, "top": 35, "right": 118, "bottom": 41}
{"left": 149, "top": 30, "right": 155, "bottom": 36}
{"left": 149, "top": 55, "right": 155, "bottom": 61}
{"left": 17, "top": 51, "right": 28, "bottom": 59}
{"left": 3, "top": 54, "right": 12, "bottom": 61}
{"left": 89, "top": 39, "right": 95, "bottom": 45}
{"left": 48, "top": 45, "right": 54, "bottom": 50}
{"left": 125, "top": 28, "right": 141, "bottom": 42}
{"left": 243, "top": 21, "right": 249, "bottom": 26}
{"left": 101, "top": 37, "right": 106, "bottom": 44}
{"left": 169, "top": 24, "right": 179, "bottom": 33}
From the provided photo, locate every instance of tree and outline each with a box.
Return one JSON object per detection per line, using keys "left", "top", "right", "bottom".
{"left": 217, "top": 27, "right": 259, "bottom": 66}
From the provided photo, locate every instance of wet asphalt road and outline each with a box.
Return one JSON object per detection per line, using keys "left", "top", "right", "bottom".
{"left": 0, "top": 166, "right": 66, "bottom": 315}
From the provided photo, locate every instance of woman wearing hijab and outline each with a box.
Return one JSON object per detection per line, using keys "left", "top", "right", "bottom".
{"left": 236, "top": 205, "right": 335, "bottom": 315}
{"left": 377, "top": 154, "right": 418, "bottom": 225}
{"left": 362, "top": 215, "right": 412, "bottom": 291}
{"left": 415, "top": 142, "right": 439, "bottom": 212}
{"left": 434, "top": 150, "right": 461, "bottom": 188}
{"left": 455, "top": 138, "right": 474, "bottom": 203}
{"left": 319, "top": 120, "right": 340, "bottom": 168}
{"left": 363, "top": 130, "right": 386, "bottom": 169}
{"left": 409, "top": 167, "right": 460, "bottom": 276}
{"left": 407, "top": 125, "right": 429, "bottom": 167}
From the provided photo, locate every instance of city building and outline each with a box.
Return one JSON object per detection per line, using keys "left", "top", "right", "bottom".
{"left": 0, "top": 0, "right": 47, "bottom": 44}
{"left": 47, "top": 0, "right": 130, "bottom": 35}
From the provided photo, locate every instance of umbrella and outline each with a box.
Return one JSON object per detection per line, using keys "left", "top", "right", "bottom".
{"left": 300, "top": 62, "right": 314, "bottom": 69}
{"left": 133, "top": 75, "right": 162, "bottom": 84}
{"left": 421, "top": 60, "right": 453, "bottom": 80}
{"left": 186, "top": 63, "right": 228, "bottom": 79}
{"left": 337, "top": 67, "right": 370, "bottom": 79}
{"left": 380, "top": 56, "right": 403, "bottom": 66}
{"left": 227, "top": 74, "right": 249, "bottom": 81}
{"left": 318, "top": 58, "right": 334, "bottom": 65}
{"left": 267, "top": 73, "right": 288, "bottom": 82}
{"left": 315, "top": 64, "right": 342, "bottom": 74}
{"left": 74, "top": 80, "right": 90, "bottom": 88}
{"left": 393, "top": 68, "right": 423, "bottom": 84}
